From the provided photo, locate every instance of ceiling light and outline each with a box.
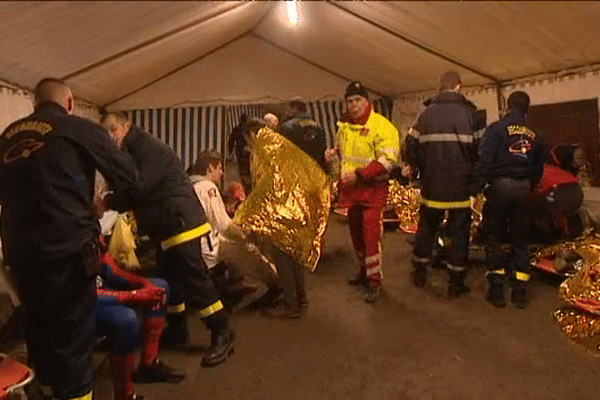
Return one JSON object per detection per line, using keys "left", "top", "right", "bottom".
{"left": 287, "top": 0, "right": 298, "bottom": 25}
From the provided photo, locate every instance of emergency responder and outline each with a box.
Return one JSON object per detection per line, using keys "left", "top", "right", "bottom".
{"left": 469, "top": 91, "right": 545, "bottom": 309}
{"left": 325, "top": 82, "right": 400, "bottom": 303}
{"left": 406, "top": 71, "right": 479, "bottom": 299}
{"left": 101, "top": 111, "right": 234, "bottom": 367}
{"left": 0, "top": 78, "right": 140, "bottom": 400}
{"left": 189, "top": 150, "right": 262, "bottom": 310}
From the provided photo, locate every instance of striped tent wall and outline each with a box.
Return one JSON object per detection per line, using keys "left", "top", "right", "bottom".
{"left": 225, "top": 104, "right": 266, "bottom": 134}
{"left": 122, "top": 99, "right": 392, "bottom": 169}
{"left": 127, "top": 106, "right": 225, "bottom": 170}
{"left": 306, "top": 98, "right": 394, "bottom": 148}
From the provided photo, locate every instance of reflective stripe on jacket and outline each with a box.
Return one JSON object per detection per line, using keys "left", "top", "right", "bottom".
{"left": 337, "top": 110, "right": 399, "bottom": 207}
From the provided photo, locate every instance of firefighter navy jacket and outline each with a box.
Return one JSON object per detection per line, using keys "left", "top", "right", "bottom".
{"left": 121, "top": 126, "right": 208, "bottom": 241}
{"left": 469, "top": 110, "right": 545, "bottom": 195}
{"left": 0, "top": 102, "right": 140, "bottom": 262}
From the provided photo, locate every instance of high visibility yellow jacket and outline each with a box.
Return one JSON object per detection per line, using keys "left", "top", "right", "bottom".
{"left": 337, "top": 110, "right": 400, "bottom": 207}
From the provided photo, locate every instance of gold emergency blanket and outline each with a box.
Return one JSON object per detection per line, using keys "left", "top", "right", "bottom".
{"left": 232, "top": 127, "right": 332, "bottom": 271}
{"left": 542, "top": 233, "right": 600, "bottom": 353}
{"left": 385, "top": 182, "right": 486, "bottom": 235}
{"left": 108, "top": 213, "right": 141, "bottom": 271}
{"left": 387, "top": 180, "right": 420, "bottom": 231}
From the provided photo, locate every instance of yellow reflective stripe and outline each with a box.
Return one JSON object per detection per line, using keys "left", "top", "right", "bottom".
{"left": 421, "top": 198, "right": 470, "bottom": 209}
{"left": 160, "top": 223, "right": 211, "bottom": 250}
{"left": 168, "top": 302, "right": 186, "bottom": 313}
{"left": 69, "top": 391, "right": 93, "bottom": 400}
{"left": 515, "top": 272, "right": 530, "bottom": 281}
{"left": 198, "top": 300, "right": 224, "bottom": 318}
{"left": 489, "top": 269, "right": 506, "bottom": 275}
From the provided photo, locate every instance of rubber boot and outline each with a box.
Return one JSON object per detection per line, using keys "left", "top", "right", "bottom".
{"left": 485, "top": 271, "right": 506, "bottom": 308}
{"left": 161, "top": 310, "right": 189, "bottom": 348}
{"left": 447, "top": 267, "right": 470, "bottom": 299}
{"left": 201, "top": 311, "right": 235, "bottom": 367}
{"left": 410, "top": 257, "right": 429, "bottom": 288}
{"left": 348, "top": 268, "right": 366, "bottom": 286}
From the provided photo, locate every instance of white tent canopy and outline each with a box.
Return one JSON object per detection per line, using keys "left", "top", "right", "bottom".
{"left": 1, "top": 1, "right": 600, "bottom": 109}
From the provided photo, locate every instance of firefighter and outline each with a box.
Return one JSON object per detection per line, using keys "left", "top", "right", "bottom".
{"left": 101, "top": 111, "right": 234, "bottom": 367}
{"left": 325, "top": 82, "right": 400, "bottom": 303}
{"left": 406, "top": 71, "right": 480, "bottom": 299}
{"left": 0, "top": 78, "right": 140, "bottom": 400}
{"left": 469, "top": 91, "right": 545, "bottom": 308}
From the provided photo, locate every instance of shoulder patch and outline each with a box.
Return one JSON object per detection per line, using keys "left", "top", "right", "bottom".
{"left": 208, "top": 188, "right": 218, "bottom": 198}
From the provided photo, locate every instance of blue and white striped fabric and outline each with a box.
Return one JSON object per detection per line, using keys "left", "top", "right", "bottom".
{"left": 128, "top": 106, "right": 225, "bottom": 170}
{"left": 123, "top": 99, "right": 392, "bottom": 169}
{"left": 127, "top": 104, "right": 266, "bottom": 169}
{"left": 225, "top": 104, "right": 266, "bottom": 133}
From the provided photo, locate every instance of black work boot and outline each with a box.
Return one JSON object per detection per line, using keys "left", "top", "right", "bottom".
{"left": 133, "top": 359, "right": 186, "bottom": 383}
{"left": 446, "top": 268, "right": 471, "bottom": 299}
{"left": 410, "top": 257, "right": 429, "bottom": 288}
{"left": 201, "top": 329, "right": 235, "bottom": 367}
{"left": 348, "top": 269, "right": 366, "bottom": 286}
{"left": 485, "top": 271, "right": 506, "bottom": 308}
{"left": 486, "top": 283, "right": 506, "bottom": 308}
{"left": 364, "top": 285, "right": 381, "bottom": 303}
{"left": 202, "top": 312, "right": 235, "bottom": 367}
{"left": 161, "top": 311, "right": 189, "bottom": 348}
{"left": 510, "top": 285, "right": 528, "bottom": 309}
{"left": 262, "top": 301, "right": 301, "bottom": 319}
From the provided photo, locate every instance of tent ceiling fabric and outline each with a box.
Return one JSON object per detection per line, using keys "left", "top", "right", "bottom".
{"left": 1, "top": 1, "right": 600, "bottom": 107}
{"left": 110, "top": 35, "right": 349, "bottom": 109}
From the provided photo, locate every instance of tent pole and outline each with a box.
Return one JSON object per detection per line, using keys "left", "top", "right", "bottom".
{"left": 495, "top": 84, "right": 504, "bottom": 118}
{"left": 222, "top": 106, "right": 229, "bottom": 186}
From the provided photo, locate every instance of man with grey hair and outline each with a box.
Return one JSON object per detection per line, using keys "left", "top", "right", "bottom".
{"left": 0, "top": 78, "right": 140, "bottom": 400}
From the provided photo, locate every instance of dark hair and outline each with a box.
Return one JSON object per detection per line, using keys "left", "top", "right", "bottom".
{"left": 289, "top": 100, "right": 307, "bottom": 113}
{"left": 191, "top": 150, "right": 222, "bottom": 175}
{"left": 240, "top": 114, "right": 248, "bottom": 124}
{"left": 100, "top": 110, "right": 129, "bottom": 124}
{"left": 345, "top": 81, "right": 369, "bottom": 100}
{"left": 507, "top": 91, "right": 530, "bottom": 113}
{"left": 438, "top": 71, "right": 462, "bottom": 91}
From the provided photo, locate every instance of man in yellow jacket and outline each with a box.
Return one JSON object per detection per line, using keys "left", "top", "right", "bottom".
{"left": 326, "top": 82, "right": 400, "bottom": 303}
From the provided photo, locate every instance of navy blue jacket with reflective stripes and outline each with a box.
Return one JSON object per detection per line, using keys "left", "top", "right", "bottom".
{"left": 121, "top": 126, "right": 208, "bottom": 241}
{"left": 406, "top": 91, "right": 479, "bottom": 205}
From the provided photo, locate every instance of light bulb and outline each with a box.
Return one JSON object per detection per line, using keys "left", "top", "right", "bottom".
{"left": 286, "top": 0, "right": 298, "bottom": 25}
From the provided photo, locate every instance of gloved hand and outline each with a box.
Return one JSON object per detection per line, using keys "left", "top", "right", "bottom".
{"left": 117, "top": 283, "right": 166, "bottom": 308}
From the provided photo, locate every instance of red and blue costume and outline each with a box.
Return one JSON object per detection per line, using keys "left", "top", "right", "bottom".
{"left": 96, "top": 241, "right": 183, "bottom": 400}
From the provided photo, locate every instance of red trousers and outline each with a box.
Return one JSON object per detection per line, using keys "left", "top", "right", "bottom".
{"left": 348, "top": 204, "right": 384, "bottom": 287}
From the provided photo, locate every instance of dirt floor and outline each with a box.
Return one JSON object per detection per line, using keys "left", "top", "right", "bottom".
{"left": 125, "top": 214, "right": 600, "bottom": 400}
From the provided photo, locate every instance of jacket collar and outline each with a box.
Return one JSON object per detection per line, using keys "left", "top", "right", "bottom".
{"left": 189, "top": 174, "right": 210, "bottom": 183}
{"left": 430, "top": 91, "right": 469, "bottom": 105}
{"left": 122, "top": 125, "right": 143, "bottom": 149}
{"left": 34, "top": 101, "right": 69, "bottom": 116}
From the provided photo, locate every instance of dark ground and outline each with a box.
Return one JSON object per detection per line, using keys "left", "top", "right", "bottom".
{"left": 125, "top": 214, "right": 600, "bottom": 400}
